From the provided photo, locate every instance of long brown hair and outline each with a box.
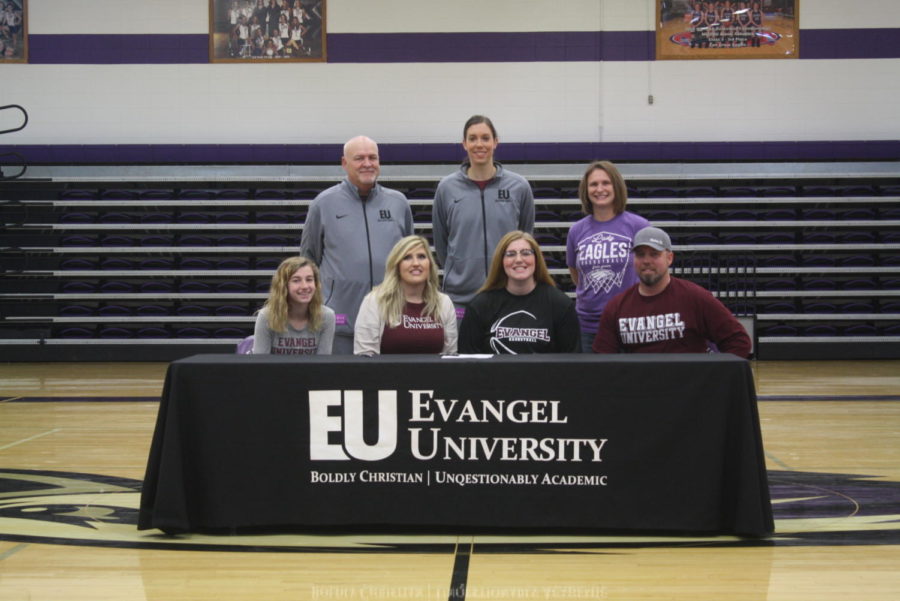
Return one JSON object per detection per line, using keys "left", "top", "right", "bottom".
{"left": 578, "top": 160, "right": 629, "bottom": 216}
{"left": 478, "top": 230, "right": 556, "bottom": 293}
{"left": 261, "top": 256, "right": 325, "bottom": 333}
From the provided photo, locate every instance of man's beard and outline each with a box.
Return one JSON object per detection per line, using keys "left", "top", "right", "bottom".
{"left": 639, "top": 270, "right": 664, "bottom": 288}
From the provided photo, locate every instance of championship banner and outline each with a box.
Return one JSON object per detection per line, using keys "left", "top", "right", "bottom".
{"left": 657, "top": 0, "right": 799, "bottom": 60}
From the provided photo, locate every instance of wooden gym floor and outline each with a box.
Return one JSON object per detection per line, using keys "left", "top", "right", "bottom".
{"left": 1, "top": 360, "right": 899, "bottom": 600}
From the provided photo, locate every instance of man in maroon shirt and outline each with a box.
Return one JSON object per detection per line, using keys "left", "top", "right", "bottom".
{"left": 592, "top": 226, "right": 751, "bottom": 358}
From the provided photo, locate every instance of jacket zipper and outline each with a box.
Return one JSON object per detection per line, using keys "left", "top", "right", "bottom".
{"left": 361, "top": 192, "right": 374, "bottom": 288}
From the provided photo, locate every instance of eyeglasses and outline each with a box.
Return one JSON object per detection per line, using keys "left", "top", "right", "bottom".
{"left": 504, "top": 249, "right": 535, "bottom": 258}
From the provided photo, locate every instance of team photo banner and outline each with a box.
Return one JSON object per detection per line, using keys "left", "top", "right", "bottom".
{"left": 657, "top": 0, "right": 799, "bottom": 60}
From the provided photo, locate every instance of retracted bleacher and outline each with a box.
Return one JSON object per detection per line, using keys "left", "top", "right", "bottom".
{"left": 2, "top": 162, "right": 898, "bottom": 360}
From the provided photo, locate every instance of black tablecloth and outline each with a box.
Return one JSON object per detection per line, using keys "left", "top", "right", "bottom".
{"left": 138, "top": 354, "right": 773, "bottom": 536}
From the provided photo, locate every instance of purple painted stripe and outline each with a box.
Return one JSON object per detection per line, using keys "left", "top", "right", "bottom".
{"left": 329, "top": 31, "right": 652, "bottom": 62}
{"left": 802, "top": 28, "right": 900, "bottom": 60}
{"left": 2, "top": 141, "right": 899, "bottom": 165}
{"left": 23, "top": 29, "right": 900, "bottom": 64}
{"left": 28, "top": 34, "right": 209, "bottom": 64}
{"left": 0, "top": 144, "right": 342, "bottom": 164}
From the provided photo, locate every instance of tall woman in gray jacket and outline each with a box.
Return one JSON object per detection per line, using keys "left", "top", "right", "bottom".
{"left": 432, "top": 115, "right": 535, "bottom": 311}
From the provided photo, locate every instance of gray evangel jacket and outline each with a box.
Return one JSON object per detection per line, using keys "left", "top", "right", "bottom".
{"left": 300, "top": 179, "right": 413, "bottom": 338}
{"left": 432, "top": 162, "right": 535, "bottom": 304}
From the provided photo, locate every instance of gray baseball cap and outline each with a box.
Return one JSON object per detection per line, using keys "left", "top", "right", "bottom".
{"left": 632, "top": 226, "right": 672, "bottom": 251}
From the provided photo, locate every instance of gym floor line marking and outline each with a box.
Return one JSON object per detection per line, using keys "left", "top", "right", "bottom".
{"left": 0, "top": 543, "right": 29, "bottom": 561}
{"left": 0, "top": 428, "right": 62, "bottom": 451}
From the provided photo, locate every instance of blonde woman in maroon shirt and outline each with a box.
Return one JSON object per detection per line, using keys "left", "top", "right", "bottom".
{"left": 354, "top": 235, "right": 458, "bottom": 355}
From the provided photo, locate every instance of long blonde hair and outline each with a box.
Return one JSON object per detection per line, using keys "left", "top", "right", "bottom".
{"left": 262, "top": 256, "right": 325, "bottom": 333}
{"left": 479, "top": 230, "right": 556, "bottom": 293}
{"left": 373, "top": 235, "right": 442, "bottom": 326}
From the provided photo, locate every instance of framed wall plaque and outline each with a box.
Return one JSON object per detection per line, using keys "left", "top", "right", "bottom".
{"left": 210, "top": 0, "right": 326, "bottom": 62}
{"left": 657, "top": 1, "right": 798, "bottom": 60}
{"left": 0, "top": 0, "right": 27, "bottom": 63}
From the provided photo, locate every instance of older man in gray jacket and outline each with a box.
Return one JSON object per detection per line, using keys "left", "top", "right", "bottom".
{"left": 300, "top": 136, "right": 413, "bottom": 354}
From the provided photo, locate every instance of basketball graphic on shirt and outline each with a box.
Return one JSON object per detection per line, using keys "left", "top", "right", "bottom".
{"left": 488, "top": 310, "right": 551, "bottom": 354}
{"left": 584, "top": 264, "right": 619, "bottom": 294}
{"left": 576, "top": 232, "right": 631, "bottom": 295}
